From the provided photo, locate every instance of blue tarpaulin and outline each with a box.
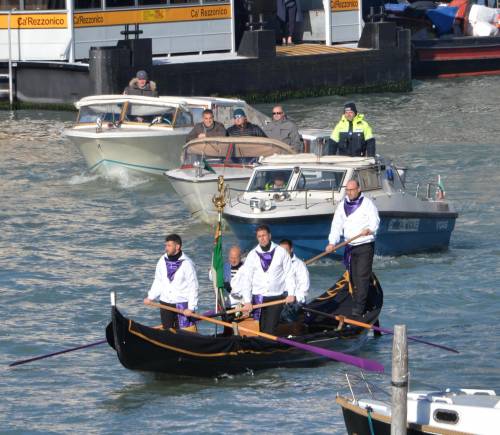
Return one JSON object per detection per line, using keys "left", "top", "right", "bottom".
{"left": 426, "top": 6, "right": 459, "bottom": 35}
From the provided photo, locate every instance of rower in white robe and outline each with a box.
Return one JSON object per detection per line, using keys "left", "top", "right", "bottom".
{"left": 279, "top": 239, "right": 310, "bottom": 303}
{"left": 233, "top": 224, "right": 295, "bottom": 334}
{"left": 144, "top": 233, "right": 198, "bottom": 331}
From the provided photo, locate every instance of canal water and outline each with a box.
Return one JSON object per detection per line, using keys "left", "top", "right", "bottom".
{"left": 1, "top": 76, "right": 499, "bottom": 433}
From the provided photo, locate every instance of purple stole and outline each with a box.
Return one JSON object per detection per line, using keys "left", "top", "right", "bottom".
{"left": 251, "top": 294, "right": 264, "bottom": 320}
{"left": 175, "top": 301, "right": 193, "bottom": 328}
{"left": 256, "top": 248, "right": 276, "bottom": 272}
{"left": 343, "top": 196, "right": 364, "bottom": 268}
{"left": 164, "top": 257, "right": 184, "bottom": 282}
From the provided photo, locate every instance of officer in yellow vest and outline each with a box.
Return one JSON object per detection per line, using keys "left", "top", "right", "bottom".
{"left": 329, "top": 102, "right": 376, "bottom": 157}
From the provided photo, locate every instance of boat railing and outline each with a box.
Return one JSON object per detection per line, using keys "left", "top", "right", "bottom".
{"left": 415, "top": 182, "right": 439, "bottom": 201}
{"left": 227, "top": 187, "right": 338, "bottom": 211}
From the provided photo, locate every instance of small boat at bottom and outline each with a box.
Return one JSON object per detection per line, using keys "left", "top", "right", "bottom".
{"left": 106, "top": 273, "right": 383, "bottom": 377}
{"left": 337, "top": 388, "right": 500, "bottom": 434}
{"left": 165, "top": 137, "right": 296, "bottom": 224}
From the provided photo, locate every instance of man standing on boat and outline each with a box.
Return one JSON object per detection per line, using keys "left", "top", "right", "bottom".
{"left": 144, "top": 234, "right": 198, "bottom": 331}
{"left": 123, "top": 70, "right": 158, "bottom": 97}
{"left": 235, "top": 225, "right": 295, "bottom": 333}
{"left": 263, "top": 105, "right": 302, "bottom": 152}
{"left": 227, "top": 109, "right": 267, "bottom": 137}
{"left": 185, "top": 109, "right": 227, "bottom": 142}
{"left": 329, "top": 102, "right": 375, "bottom": 157}
{"left": 325, "top": 180, "right": 380, "bottom": 318}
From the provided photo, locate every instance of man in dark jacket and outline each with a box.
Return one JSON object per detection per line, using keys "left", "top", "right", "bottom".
{"left": 185, "top": 109, "right": 226, "bottom": 142}
{"left": 227, "top": 108, "right": 266, "bottom": 137}
{"left": 263, "top": 105, "right": 301, "bottom": 152}
{"left": 123, "top": 70, "right": 158, "bottom": 97}
{"left": 329, "top": 102, "right": 375, "bottom": 157}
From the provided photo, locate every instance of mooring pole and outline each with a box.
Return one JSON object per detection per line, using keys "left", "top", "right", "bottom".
{"left": 8, "top": 9, "right": 14, "bottom": 108}
{"left": 391, "top": 324, "right": 408, "bottom": 435}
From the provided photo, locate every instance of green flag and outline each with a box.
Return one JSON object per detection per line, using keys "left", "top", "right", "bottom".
{"left": 212, "top": 222, "right": 224, "bottom": 290}
{"left": 203, "top": 158, "right": 216, "bottom": 174}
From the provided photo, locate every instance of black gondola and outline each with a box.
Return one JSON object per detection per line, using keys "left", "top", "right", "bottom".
{"left": 106, "top": 273, "right": 383, "bottom": 377}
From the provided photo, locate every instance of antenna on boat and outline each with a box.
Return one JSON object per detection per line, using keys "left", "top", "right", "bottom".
{"left": 110, "top": 291, "right": 116, "bottom": 307}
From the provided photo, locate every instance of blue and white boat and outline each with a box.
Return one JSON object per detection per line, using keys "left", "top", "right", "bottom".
{"left": 223, "top": 154, "right": 458, "bottom": 258}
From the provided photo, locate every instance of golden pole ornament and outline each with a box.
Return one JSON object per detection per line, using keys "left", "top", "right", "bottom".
{"left": 212, "top": 175, "right": 228, "bottom": 213}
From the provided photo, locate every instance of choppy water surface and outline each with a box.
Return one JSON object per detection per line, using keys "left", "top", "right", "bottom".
{"left": 1, "top": 76, "right": 500, "bottom": 433}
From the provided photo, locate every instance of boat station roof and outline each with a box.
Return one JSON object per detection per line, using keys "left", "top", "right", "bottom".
{"left": 260, "top": 153, "right": 376, "bottom": 167}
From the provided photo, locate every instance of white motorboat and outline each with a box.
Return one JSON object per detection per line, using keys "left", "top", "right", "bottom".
{"left": 64, "top": 95, "right": 269, "bottom": 175}
{"left": 337, "top": 389, "right": 500, "bottom": 434}
{"left": 165, "top": 137, "right": 295, "bottom": 224}
{"left": 223, "top": 153, "right": 458, "bottom": 258}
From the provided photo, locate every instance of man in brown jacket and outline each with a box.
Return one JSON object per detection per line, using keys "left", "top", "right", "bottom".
{"left": 185, "top": 109, "right": 227, "bottom": 142}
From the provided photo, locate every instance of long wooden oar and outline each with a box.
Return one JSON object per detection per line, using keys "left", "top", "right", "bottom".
{"left": 207, "top": 298, "right": 287, "bottom": 318}
{"left": 304, "top": 233, "right": 365, "bottom": 266}
{"left": 9, "top": 339, "right": 107, "bottom": 368}
{"left": 302, "top": 307, "right": 459, "bottom": 354}
{"left": 146, "top": 301, "right": 384, "bottom": 373}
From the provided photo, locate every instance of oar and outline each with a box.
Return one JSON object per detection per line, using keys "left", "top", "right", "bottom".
{"left": 146, "top": 301, "right": 384, "bottom": 373}
{"left": 211, "top": 298, "right": 287, "bottom": 317}
{"left": 302, "top": 307, "right": 459, "bottom": 354}
{"left": 9, "top": 339, "right": 107, "bottom": 368}
{"left": 304, "top": 233, "right": 365, "bottom": 265}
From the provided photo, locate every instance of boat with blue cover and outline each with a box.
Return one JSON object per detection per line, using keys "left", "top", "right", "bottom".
{"left": 222, "top": 154, "right": 458, "bottom": 259}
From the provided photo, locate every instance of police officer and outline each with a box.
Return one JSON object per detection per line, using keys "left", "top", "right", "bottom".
{"left": 329, "top": 102, "right": 375, "bottom": 157}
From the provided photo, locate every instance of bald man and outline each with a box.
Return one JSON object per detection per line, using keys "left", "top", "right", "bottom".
{"left": 326, "top": 179, "right": 380, "bottom": 318}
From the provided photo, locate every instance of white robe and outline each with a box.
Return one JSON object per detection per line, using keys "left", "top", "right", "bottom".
{"left": 291, "top": 255, "right": 310, "bottom": 303}
{"left": 328, "top": 194, "right": 380, "bottom": 246}
{"left": 232, "top": 242, "right": 295, "bottom": 303}
{"left": 147, "top": 252, "right": 199, "bottom": 310}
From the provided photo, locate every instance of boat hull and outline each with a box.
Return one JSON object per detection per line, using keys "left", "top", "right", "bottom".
{"left": 223, "top": 211, "right": 458, "bottom": 259}
{"left": 167, "top": 170, "right": 252, "bottom": 224}
{"left": 65, "top": 128, "right": 189, "bottom": 175}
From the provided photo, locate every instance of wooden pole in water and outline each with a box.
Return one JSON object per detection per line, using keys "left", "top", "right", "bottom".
{"left": 391, "top": 324, "right": 408, "bottom": 435}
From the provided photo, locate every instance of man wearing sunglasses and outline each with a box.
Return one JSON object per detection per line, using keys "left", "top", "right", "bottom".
{"left": 329, "top": 102, "right": 376, "bottom": 157}
{"left": 263, "top": 105, "right": 302, "bottom": 152}
{"left": 227, "top": 108, "right": 267, "bottom": 137}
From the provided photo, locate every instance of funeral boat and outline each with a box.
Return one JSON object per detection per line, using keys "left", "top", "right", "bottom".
{"left": 106, "top": 273, "right": 383, "bottom": 377}
{"left": 222, "top": 154, "right": 458, "bottom": 259}
{"left": 337, "top": 388, "right": 500, "bottom": 434}
{"left": 64, "top": 95, "right": 268, "bottom": 175}
{"left": 165, "top": 137, "right": 296, "bottom": 224}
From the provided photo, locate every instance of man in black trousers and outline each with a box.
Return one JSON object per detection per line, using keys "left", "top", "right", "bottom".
{"left": 325, "top": 179, "right": 380, "bottom": 318}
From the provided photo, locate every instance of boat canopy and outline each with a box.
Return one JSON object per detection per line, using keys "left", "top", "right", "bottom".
{"left": 182, "top": 137, "right": 295, "bottom": 165}
{"left": 260, "top": 153, "right": 376, "bottom": 167}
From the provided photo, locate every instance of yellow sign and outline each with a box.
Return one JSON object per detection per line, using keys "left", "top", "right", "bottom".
{"left": 331, "top": 0, "right": 359, "bottom": 12}
{"left": 0, "top": 13, "right": 66, "bottom": 29}
{"left": 73, "top": 5, "right": 231, "bottom": 28}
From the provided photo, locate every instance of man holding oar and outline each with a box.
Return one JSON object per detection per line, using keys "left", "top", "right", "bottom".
{"left": 144, "top": 234, "right": 199, "bottom": 331}
{"left": 234, "top": 225, "right": 295, "bottom": 334}
{"left": 326, "top": 180, "right": 380, "bottom": 319}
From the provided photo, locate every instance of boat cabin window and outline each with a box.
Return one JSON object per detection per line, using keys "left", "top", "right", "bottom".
{"left": 189, "top": 107, "right": 206, "bottom": 124}
{"left": 124, "top": 104, "right": 176, "bottom": 125}
{"left": 297, "top": 169, "right": 345, "bottom": 191}
{"left": 105, "top": 0, "right": 134, "bottom": 7}
{"left": 248, "top": 169, "right": 294, "bottom": 192}
{"left": 77, "top": 103, "right": 123, "bottom": 124}
{"left": 174, "top": 109, "right": 194, "bottom": 127}
{"left": 355, "top": 168, "right": 381, "bottom": 191}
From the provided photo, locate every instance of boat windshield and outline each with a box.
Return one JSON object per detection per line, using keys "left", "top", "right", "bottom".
{"left": 123, "top": 103, "right": 179, "bottom": 125}
{"left": 297, "top": 169, "right": 346, "bottom": 191}
{"left": 248, "top": 169, "right": 294, "bottom": 191}
{"left": 77, "top": 103, "right": 123, "bottom": 124}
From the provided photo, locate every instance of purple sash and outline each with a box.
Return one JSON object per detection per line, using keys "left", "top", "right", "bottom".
{"left": 165, "top": 258, "right": 184, "bottom": 282}
{"left": 344, "top": 195, "right": 364, "bottom": 217}
{"left": 175, "top": 301, "right": 194, "bottom": 328}
{"left": 256, "top": 248, "right": 276, "bottom": 272}
{"left": 251, "top": 294, "right": 264, "bottom": 320}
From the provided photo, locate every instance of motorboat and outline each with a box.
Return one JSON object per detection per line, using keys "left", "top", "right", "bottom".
{"left": 64, "top": 95, "right": 269, "bottom": 175}
{"left": 165, "top": 137, "right": 296, "bottom": 224}
{"left": 222, "top": 154, "right": 458, "bottom": 258}
{"left": 337, "top": 388, "right": 500, "bottom": 434}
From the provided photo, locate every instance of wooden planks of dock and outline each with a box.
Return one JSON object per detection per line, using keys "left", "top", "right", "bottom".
{"left": 276, "top": 43, "right": 368, "bottom": 56}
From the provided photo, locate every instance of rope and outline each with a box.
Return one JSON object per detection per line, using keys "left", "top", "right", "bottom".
{"left": 367, "top": 407, "right": 376, "bottom": 435}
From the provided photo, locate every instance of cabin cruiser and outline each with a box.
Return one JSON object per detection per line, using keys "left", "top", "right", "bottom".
{"left": 165, "top": 137, "right": 295, "bottom": 224}
{"left": 337, "top": 388, "right": 500, "bottom": 434}
{"left": 64, "top": 95, "right": 268, "bottom": 175}
{"left": 223, "top": 154, "right": 458, "bottom": 258}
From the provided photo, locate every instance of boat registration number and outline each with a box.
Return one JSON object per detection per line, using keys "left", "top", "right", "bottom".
{"left": 388, "top": 218, "right": 419, "bottom": 232}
